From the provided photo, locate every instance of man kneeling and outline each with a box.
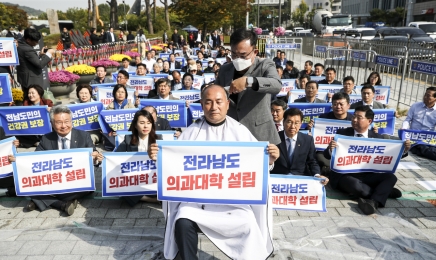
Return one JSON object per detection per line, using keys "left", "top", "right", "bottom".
{"left": 148, "top": 85, "right": 278, "bottom": 260}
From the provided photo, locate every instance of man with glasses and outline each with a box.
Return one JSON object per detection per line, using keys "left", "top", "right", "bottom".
{"left": 215, "top": 28, "right": 282, "bottom": 145}
{"left": 340, "top": 76, "right": 358, "bottom": 95}
{"left": 319, "top": 92, "right": 353, "bottom": 120}
{"left": 294, "top": 81, "right": 326, "bottom": 104}
{"left": 323, "top": 105, "right": 410, "bottom": 215}
{"left": 350, "top": 83, "right": 386, "bottom": 109}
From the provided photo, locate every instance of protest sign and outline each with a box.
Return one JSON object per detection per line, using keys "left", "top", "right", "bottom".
{"left": 0, "top": 73, "right": 13, "bottom": 103}
{"left": 128, "top": 76, "right": 154, "bottom": 96}
{"left": 399, "top": 129, "right": 436, "bottom": 147}
{"left": 159, "top": 53, "right": 170, "bottom": 60}
{"left": 331, "top": 135, "right": 405, "bottom": 174}
{"left": 115, "top": 130, "right": 176, "bottom": 149}
{"left": 188, "top": 103, "right": 203, "bottom": 125}
{"left": 193, "top": 75, "right": 204, "bottom": 89}
{"left": 348, "top": 94, "right": 362, "bottom": 104}
{"left": 270, "top": 175, "right": 326, "bottom": 212}
{"left": 96, "top": 87, "right": 136, "bottom": 109}
{"left": 370, "top": 109, "right": 396, "bottom": 135}
{"left": 67, "top": 102, "right": 103, "bottom": 131}
{"left": 172, "top": 90, "right": 201, "bottom": 102}
{"left": 13, "top": 148, "right": 95, "bottom": 196}
{"left": 140, "top": 99, "right": 187, "bottom": 128}
{"left": 0, "top": 106, "right": 52, "bottom": 136}
{"left": 98, "top": 109, "right": 137, "bottom": 133}
{"left": 215, "top": 58, "right": 226, "bottom": 65}
{"left": 355, "top": 86, "right": 391, "bottom": 105}
{"left": 175, "top": 57, "right": 185, "bottom": 66}
{"left": 157, "top": 141, "right": 269, "bottom": 204}
{"left": 312, "top": 118, "right": 351, "bottom": 151}
{"left": 148, "top": 74, "right": 169, "bottom": 80}
{"left": 310, "top": 76, "right": 325, "bottom": 82}
{"left": 318, "top": 85, "right": 343, "bottom": 95}
{"left": 0, "top": 38, "right": 19, "bottom": 66}
{"left": 277, "top": 79, "right": 296, "bottom": 97}
{"left": 102, "top": 152, "right": 157, "bottom": 196}
{"left": 288, "top": 90, "right": 328, "bottom": 103}
{"left": 288, "top": 103, "right": 332, "bottom": 128}
{"left": 203, "top": 73, "right": 215, "bottom": 84}
{"left": 0, "top": 137, "right": 15, "bottom": 179}
{"left": 111, "top": 71, "right": 136, "bottom": 82}
{"left": 211, "top": 50, "right": 218, "bottom": 58}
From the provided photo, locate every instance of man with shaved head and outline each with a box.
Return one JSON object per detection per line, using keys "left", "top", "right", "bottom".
{"left": 148, "top": 84, "right": 278, "bottom": 260}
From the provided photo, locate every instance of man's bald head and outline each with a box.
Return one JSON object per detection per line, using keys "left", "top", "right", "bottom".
{"left": 201, "top": 84, "right": 229, "bottom": 124}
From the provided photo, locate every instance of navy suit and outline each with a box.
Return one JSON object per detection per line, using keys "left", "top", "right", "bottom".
{"left": 323, "top": 127, "right": 407, "bottom": 206}
{"left": 272, "top": 131, "right": 320, "bottom": 176}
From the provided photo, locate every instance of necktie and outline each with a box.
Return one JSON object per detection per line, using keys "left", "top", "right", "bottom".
{"left": 356, "top": 134, "right": 363, "bottom": 137}
{"left": 275, "top": 123, "right": 280, "bottom": 131}
{"left": 288, "top": 138, "right": 294, "bottom": 163}
{"left": 61, "top": 137, "right": 67, "bottom": 150}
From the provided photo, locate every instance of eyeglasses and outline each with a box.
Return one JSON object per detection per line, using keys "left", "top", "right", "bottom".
{"left": 352, "top": 115, "right": 368, "bottom": 121}
{"left": 231, "top": 48, "right": 255, "bottom": 60}
{"left": 54, "top": 121, "right": 71, "bottom": 126}
{"left": 284, "top": 121, "right": 301, "bottom": 126}
{"left": 117, "top": 76, "right": 126, "bottom": 79}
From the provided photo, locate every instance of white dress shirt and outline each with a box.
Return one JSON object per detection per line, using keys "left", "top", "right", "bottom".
{"left": 138, "top": 135, "right": 150, "bottom": 152}
{"left": 57, "top": 131, "right": 73, "bottom": 150}
{"left": 274, "top": 120, "right": 284, "bottom": 131}
{"left": 354, "top": 130, "right": 369, "bottom": 138}
{"left": 362, "top": 101, "right": 374, "bottom": 108}
{"left": 159, "top": 95, "right": 170, "bottom": 100}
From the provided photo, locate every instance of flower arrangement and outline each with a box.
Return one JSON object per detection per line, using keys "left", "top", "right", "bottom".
{"left": 151, "top": 45, "right": 163, "bottom": 51}
{"left": 109, "top": 54, "right": 131, "bottom": 62}
{"left": 65, "top": 64, "right": 96, "bottom": 75}
{"left": 12, "top": 88, "right": 24, "bottom": 102}
{"left": 253, "top": 27, "right": 262, "bottom": 35}
{"left": 48, "top": 70, "right": 80, "bottom": 85}
{"left": 274, "top": 27, "right": 285, "bottom": 36}
{"left": 62, "top": 48, "right": 83, "bottom": 56}
{"left": 124, "top": 51, "right": 140, "bottom": 58}
{"left": 131, "top": 48, "right": 138, "bottom": 52}
{"left": 91, "top": 58, "right": 120, "bottom": 68}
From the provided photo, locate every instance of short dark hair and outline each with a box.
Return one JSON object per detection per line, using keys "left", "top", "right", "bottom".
{"left": 121, "top": 57, "right": 130, "bottom": 62}
{"left": 23, "top": 28, "right": 41, "bottom": 41}
{"left": 276, "top": 65, "right": 284, "bottom": 72}
{"left": 27, "top": 84, "right": 44, "bottom": 99}
{"left": 343, "top": 76, "right": 355, "bottom": 83}
{"left": 299, "top": 74, "right": 311, "bottom": 82}
{"left": 172, "top": 70, "right": 181, "bottom": 76}
{"left": 271, "top": 99, "right": 287, "bottom": 111}
{"left": 366, "top": 72, "right": 381, "bottom": 85}
{"left": 306, "top": 80, "right": 319, "bottom": 89}
{"left": 332, "top": 92, "right": 350, "bottom": 104}
{"left": 286, "top": 60, "right": 294, "bottom": 67}
{"left": 95, "top": 65, "right": 107, "bottom": 72}
{"left": 314, "top": 63, "right": 324, "bottom": 69}
{"left": 354, "top": 105, "right": 374, "bottom": 120}
{"left": 361, "top": 83, "right": 375, "bottom": 93}
{"left": 426, "top": 86, "right": 436, "bottom": 98}
{"left": 118, "top": 70, "right": 129, "bottom": 79}
{"left": 112, "top": 84, "right": 128, "bottom": 99}
{"left": 214, "top": 63, "right": 221, "bottom": 68}
{"left": 76, "top": 84, "right": 92, "bottom": 98}
{"left": 136, "top": 63, "right": 147, "bottom": 70}
{"left": 155, "top": 77, "right": 170, "bottom": 88}
{"left": 305, "top": 60, "right": 313, "bottom": 66}
{"left": 230, "top": 28, "right": 257, "bottom": 47}
{"left": 325, "top": 67, "right": 336, "bottom": 73}
{"left": 182, "top": 73, "right": 194, "bottom": 82}
{"left": 283, "top": 108, "right": 303, "bottom": 122}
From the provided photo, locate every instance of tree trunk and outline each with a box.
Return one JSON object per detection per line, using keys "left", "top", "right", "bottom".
{"left": 153, "top": 0, "right": 156, "bottom": 21}
{"left": 88, "top": 0, "right": 92, "bottom": 27}
{"left": 160, "top": 0, "right": 170, "bottom": 31}
{"left": 92, "top": 0, "right": 97, "bottom": 28}
{"left": 106, "top": 0, "right": 118, "bottom": 28}
{"left": 145, "top": 0, "right": 154, "bottom": 34}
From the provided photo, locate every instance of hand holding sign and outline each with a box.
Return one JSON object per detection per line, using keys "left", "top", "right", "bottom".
{"left": 267, "top": 144, "right": 279, "bottom": 165}
{"left": 148, "top": 143, "right": 159, "bottom": 161}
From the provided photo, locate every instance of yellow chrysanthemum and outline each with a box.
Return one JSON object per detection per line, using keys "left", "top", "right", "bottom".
{"left": 65, "top": 64, "right": 96, "bottom": 75}
{"left": 109, "top": 54, "right": 131, "bottom": 62}
{"left": 12, "top": 88, "right": 24, "bottom": 102}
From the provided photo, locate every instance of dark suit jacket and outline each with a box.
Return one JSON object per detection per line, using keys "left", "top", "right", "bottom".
{"left": 350, "top": 101, "right": 386, "bottom": 109}
{"left": 0, "top": 126, "right": 6, "bottom": 140}
{"left": 170, "top": 61, "right": 182, "bottom": 70}
{"left": 323, "top": 127, "right": 407, "bottom": 188}
{"left": 272, "top": 131, "right": 320, "bottom": 176}
{"left": 115, "top": 134, "right": 162, "bottom": 152}
{"left": 212, "top": 34, "right": 221, "bottom": 48}
{"left": 318, "top": 79, "right": 342, "bottom": 85}
{"left": 16, "top": 38, "right": 52, "bottom": 89}
{"left": 36, "top": 129, "right": 94, "bottom": 151}
{"left": 156, "top": 117, "right": 172, "bottom": 130}
{"left": 319, "top": 112, "right": 353, "bottom": 120}
{"left": 294, "top": 97, "right": 326, "bottom": 103}
{"left": 90, "top": 33, "right": 101, "bottom": 45}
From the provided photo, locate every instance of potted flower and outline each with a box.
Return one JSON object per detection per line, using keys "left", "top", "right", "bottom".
{"left": 65, "top": 64, "right": 96, "bottom": 85}
{"left": 109, "top": 54, "right": 131, "bottom": 62}
{"left": 12, "top": 88, "right": 24, "bottom": 106}
{"left": 91, "top": 59, "right": 120, "bottom": 75}
{"left": 253, "top": 27, "right": 262, "bottom": 35}
{"left": 48, "top": 70, "right": 80, "bottom": 99}
{"left": 124, "top": 51, "right": 140, "bottom": 59}
{"left": 274, "top": 26, "right": 285, "bottom": 37}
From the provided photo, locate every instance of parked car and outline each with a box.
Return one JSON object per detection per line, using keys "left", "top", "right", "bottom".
{"left": 409, "top": 21, "right": 436, "bottom": 40}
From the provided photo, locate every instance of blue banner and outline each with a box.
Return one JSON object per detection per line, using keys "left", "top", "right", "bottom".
{"left": 411, "top": 60, "right": 436, "bottom": 76}
{"left": 315, "top": 46, "right": 327, "bottom": 53}
{"left": 0, "top": 106, "right": 51, "bottom": 136}
{"left": 98, "top": 109, "right": 138, "bottom": 133}
{"left": 175, "top": 57, "right": 186, "bottom": 66}
{"left": 375, "top": 55, "right": 399, "bottom": 68}
{"left": 265, "top": 43, "right": 299, "bottom": 49}
{"left": 372, "top": 109, "right": 396, "bottom": 135}
{"left": 351, "top": 51, "right": 367, "bottom": 61}
{"left": 288, "top": 103, "right": 332, "bottom": 128}
{"left": 398, "top": 129, "right": 436, "bottom": 147}
{"left": 111, "top": 71, "right": 137, "bottom": 82}
{"left": 187, "top": 103, "right": 204, "bottom": 126}
{"left": 140, "top": 99, "right": 187, "bottom": 128}
{"left": 0, "top": 73, "right": 13, "bottom": 103}
{"left": 159, "top": 53, "right": 170, "bottom": 60}
{"left": 348, "top": 94, "right": 362, "bottom": 104}
{"left": 68, "top": 102, "right": 103, "bottom": 131}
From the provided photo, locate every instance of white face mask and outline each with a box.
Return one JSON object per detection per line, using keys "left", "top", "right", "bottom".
{"left": 232, "top": 58, "right": 252, "bottom": 71}
{"left": 208, "top": 63, "right": 214, "bottom": 67}
{"left": 158, "top": 62, "right": 163, "bottom": 67}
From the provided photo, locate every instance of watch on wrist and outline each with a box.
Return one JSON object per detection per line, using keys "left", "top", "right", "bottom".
{"left": 246, "top": 77, "right": 253, "bottom": 88}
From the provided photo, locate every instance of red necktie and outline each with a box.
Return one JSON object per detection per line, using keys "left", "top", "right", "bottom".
{"left": 275, "top": 123, "right": 280, "bottom": 131}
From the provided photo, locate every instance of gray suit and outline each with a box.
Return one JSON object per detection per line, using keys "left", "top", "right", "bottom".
{"left": 294, "top": 97, "right": 326, "bottom": 103}
{"left": 350, "top": 101, "right": 386, "bottom": 109}
{"left": 215, "top": 57, "right": 281, "bottom": 144}
{"left": 16, "top": 38, "right": 52, "bottom": 89}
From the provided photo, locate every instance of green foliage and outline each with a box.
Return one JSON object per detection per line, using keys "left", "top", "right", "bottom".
{"left": 38, "top": 11, "right": 68, "bottom": 20}
{"left": 39, "top": 28, "right": 50, "bottom": 35}
{"left": 0, "top": 3, "right": 28, "bottom": 29}
{"left": 369, "top": 7, "right": 406, "bottom": 26}
{"left": 43, "top": 33, "right": 61, "bottom": 48}
{"left": 66, "top": 8, "right": 88, "bottom": 31}
{"left": 368, "top": 8, "right": 387, "bottom": 23}
{"left": 2, "top": 2, "right": 43, "bottom": 16}
{"left": 291, "top": 0, "right": 309, "bottom": 26}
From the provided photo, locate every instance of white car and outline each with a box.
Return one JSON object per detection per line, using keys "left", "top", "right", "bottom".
{"left": 345, "top": 28, "right": 376, "bottom": 40}
{"left": 409, "top": 21, "right": 436, "bottom": 40}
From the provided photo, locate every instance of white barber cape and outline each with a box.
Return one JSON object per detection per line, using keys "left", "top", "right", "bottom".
{"left": 163, "top": 116, "right": 273, "bottom": 260}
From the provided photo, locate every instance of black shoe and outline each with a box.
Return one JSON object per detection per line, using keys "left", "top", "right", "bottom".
{"left": 358, "top": 198, "right": 378, "bottom": 215}
{"left": 388, "top": 188, "right": 402, "bottom": 199}
{"left": 73, "top": 199, "right": 78, "bottom": 209}
{"left": 63, "top": 200, "right": 75, "bottom": 216}
{"left": 5, "top": 187, "right": 16, "bottom": 197}
{"left": 26, "top": 201, "right": 36, "bottom": 212}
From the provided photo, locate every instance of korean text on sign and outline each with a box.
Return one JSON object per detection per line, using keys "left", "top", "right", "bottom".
{"left": 0, "top": 39, "right": 19, "bottom": 66}
{"left": 188, "top": 103, "right": 204, "bottom": 125}
{"left": 398, "top": 129, "right": 436, "bottom": 147}
{"left": 157, "top": 141, "right": 269, "bottom": 204}
{"left": 102, "top": 153, "right": 158, "bottom": 196}
{"left": 0, "top": 137, "right": 15, "bottom": 179}
{"left": 13, "top": 148, "right": 95, "bottom": 196}
{"left": 277, "top": 79, "right": 296, "bottom": 97}
{"left": 98, "top": 109, "right": 137, "bottom": 133}
{"left": 288, "top": 103, "right": 332, "bottom": 129}
{"left": 331, "top": 135, "right": 405, "bottom": 174}
{"left": 140, "top": 99, "right": 187, "bottom": 128}
{"left": 128, "top": 77, "right": 154, "bottom": 96}
{"left": 0, "top": 106, "right": 51, "bottom": 136}
{"left": 97, "top": 86, "right": 136, "bottom": 109}
{"left": 312, "top": 118, "right": 351, "bottom": 151}
{"left": 68, "top": 102, "right": 103, "bottom": 131}
{"left": 270, "top": 175, "right": 326, "bottom": 212}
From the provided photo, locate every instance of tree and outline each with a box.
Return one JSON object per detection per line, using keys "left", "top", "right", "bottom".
{"left": 145, "top": 0, "right": 154, "bottom": 34}
{"left": 0, "top": 4, "right": 28, "bottom": 29}
{"left": 291, "top": 0, "right": 308, "bottom": 26}
{"left": 106, "top": 0, "right": 118, "bottom": 28}
{"left": 98, "top": 4, "right": 110, "bottom": 24}
{"left": 368, "top": 8, "right": 387, "bottom": 23}
{"left": 160, "top": 0, "right": 170, "bottom": 31}
{"left": 65, "top": 8, "right": 88, "bottom": 31}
